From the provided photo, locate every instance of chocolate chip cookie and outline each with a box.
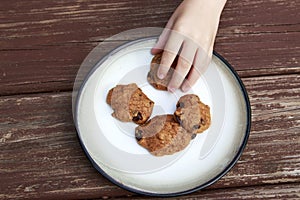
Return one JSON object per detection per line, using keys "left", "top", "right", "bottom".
{"left": 135, "top": 115, "right": 192, "bottom": 156}
{"left": 174, "top": 94, "right": 211, "bottom": 134}
{"left": 106, "top": 83, "right": 154, "bottom": 125}
{"left": 147, "top": 52, "right": 177, "bottom": 90}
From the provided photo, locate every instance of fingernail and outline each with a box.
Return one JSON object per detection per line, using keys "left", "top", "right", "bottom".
{"left": 157, "top": 73, "right": 165, "bottom": 79}
{"left": 181, "top": 85, "right": 190, "bottom": 93}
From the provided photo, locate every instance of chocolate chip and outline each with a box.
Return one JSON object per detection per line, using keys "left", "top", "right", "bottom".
{"left": 191, "top": 134, "right": 196, "bottom": 140}
{"left": 193, "top": 124, "right": 201, "bottom": 130}
{"left": 175, "top": 115, "right": 182, "bottom": 125}
{"left": 201, "top": 118, "right": 205, "bottom": 125}
{"left": 132, "top": 112, "right": 143, "bottom": 122}
{"left": 135, "top": 129, "right": 143, "bottom": 141}
{"left": 176, "top": 102, "right": 184, "bottom": 108}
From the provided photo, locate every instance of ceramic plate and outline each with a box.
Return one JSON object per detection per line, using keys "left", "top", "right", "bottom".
{"left": 74, "top": 37, "right": 251, "bottom": 196}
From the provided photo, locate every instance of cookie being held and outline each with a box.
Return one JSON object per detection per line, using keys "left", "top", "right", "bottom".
{"left": 106, "top": 83, "right": 154, "bottom": 125}
{"left": 135, "top": 115, "right": 192, "bottom": 156}
{"left": 147, "top": 52, "right": 177, "bottom": 91}
{"left": 174, "top": 94, "right": 211, "bottom": 134}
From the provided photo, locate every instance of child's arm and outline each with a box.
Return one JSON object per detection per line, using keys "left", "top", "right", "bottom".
{"left": 151, "top": 0, "right": 227, "bottom": 92}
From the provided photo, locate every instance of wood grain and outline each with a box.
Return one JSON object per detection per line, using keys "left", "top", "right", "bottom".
{"left": 0, "top": 74, "right": 299, "bottom": 199}
{"left": 0, "top": 0, "right": 298, "bottom": 47}
{"left": 0, "top": 0, "right": 299, "bottom": 199}
{"left": 0, "top": 0, "right": 299, "bottom": 95}
{"left": 115, "top": 183, "right": 300, "bottom": 200}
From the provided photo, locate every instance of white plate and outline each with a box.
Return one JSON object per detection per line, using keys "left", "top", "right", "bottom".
{"left": 74, "top": 37, "right": 251, "bottom": 196}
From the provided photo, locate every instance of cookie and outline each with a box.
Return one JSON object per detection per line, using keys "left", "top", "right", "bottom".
{"left": 147, "top": 52, "right": 177, "bottom": 90}
{"left": 174, "top": 94, "right": 211, "bottom": 134}
{"left": 135, "top": 115, "right": 192, "bottom": 156}
{"left": 106, "top": 83, "right": 154, "bottom": 125}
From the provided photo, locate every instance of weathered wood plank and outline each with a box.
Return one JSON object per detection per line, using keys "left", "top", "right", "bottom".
{"left": 0, "top": 0, "right": 299, "bottom": 95}
{"left": 116, "top": 183, "right": 300, "bottom": 200}
{"left": 0, "top": 92, "right": 132, "bottom": 200}
{"left": 0, "top": 0, "right": 181, "bottom": 48}
{"left": 0, "top": 36, "right": 299, "bottom": 96}
{"left": 0, "top": 0, "right": 298, "bottom": 47}
{"left": 211, "top": 74, "right": 300, "bottom": 189}
{"left": 214, "top": 31, "right": 300, "bottom": 73}
{"left": 0, "top": 74, "right": 299, "bottom": 199}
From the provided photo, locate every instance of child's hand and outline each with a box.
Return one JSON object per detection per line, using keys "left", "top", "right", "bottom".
{"left": 151, "top": 0, "right": 227, "bottom": 92}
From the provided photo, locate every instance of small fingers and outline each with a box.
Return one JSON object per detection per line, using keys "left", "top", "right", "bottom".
{"left": 153, "top": 29, "right": 212, "bottom": 92}
{"left": 168, "top": 41, "right": 197, "bottom": 92}
{"left": 151, "top": 28, "right": 171, "bottom": 55}
{"left": 181, "top": 67, "right": 200, "bottom": 92}
{"left": 157, "top": 32, "right": 183, "bottom": 79}
{"left": 157, "top": 50, "right": 178, "bottom": 79}
{"left": 181, "top": 48, "right": 212, "bottom": 92}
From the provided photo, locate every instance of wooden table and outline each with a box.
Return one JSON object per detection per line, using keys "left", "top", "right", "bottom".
{"left": 1, "top": 0, "right": 299, "bottom": 199}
